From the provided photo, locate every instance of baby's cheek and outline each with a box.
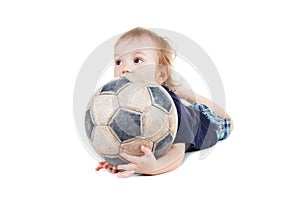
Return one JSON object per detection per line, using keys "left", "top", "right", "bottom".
{"left": 132, "top": 65, "right": 157, "bottom": 82}
{"left": 114, "top": 68, "right": 122, "bottom": 77}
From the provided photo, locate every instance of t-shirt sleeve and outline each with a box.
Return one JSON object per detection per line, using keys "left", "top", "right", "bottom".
{"left": 173, "top": 104, "right": 200, "bottom": 144}
{"left": 173, "top": 102, "right": 218, "bottom": 151}
{"left": 161, "top": 86, "right": 200, "bottom": 145}
{"left": 162, "top": 86, "right": 217, "bottom": 150}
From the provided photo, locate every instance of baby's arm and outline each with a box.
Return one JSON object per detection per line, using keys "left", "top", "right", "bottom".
{"left": 117, "top": 143, "right": 185, "bottom": 178}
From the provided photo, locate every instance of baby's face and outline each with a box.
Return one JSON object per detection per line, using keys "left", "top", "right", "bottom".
{"left": 114, "top": 37, "right": 159, "bottom": 79}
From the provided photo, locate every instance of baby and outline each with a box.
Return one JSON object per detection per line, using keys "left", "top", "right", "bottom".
{"left": 95, "top": 27, "right": 233, "bottom": 177}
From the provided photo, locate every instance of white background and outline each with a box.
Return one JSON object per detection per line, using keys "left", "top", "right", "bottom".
{"left": 1, "top": 0, "right": 299, "bottom": 199}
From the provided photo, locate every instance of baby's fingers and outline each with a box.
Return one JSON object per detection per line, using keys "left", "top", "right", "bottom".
{"left": 95, "top": 161, "right": 106, "bottom": 171}
{"left": 117, "top": 170, "right": 135, "bottom": 178}
{"left": 111, "top": 166, "right": 118, "bottom": 173}
{"left": 117, "top": 163, "right": 136, "bottom": 171}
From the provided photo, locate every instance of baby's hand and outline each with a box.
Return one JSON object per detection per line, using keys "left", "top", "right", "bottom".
{"left": 95, "top": 161, "right": 118, "bottom": 173}
{"left": 117, "top": 145, "right": 159, "bottom": 178}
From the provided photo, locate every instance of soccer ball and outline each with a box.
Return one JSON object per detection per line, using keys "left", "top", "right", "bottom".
{"left": 85, "top": 74, "right": 178, "bottom": 165}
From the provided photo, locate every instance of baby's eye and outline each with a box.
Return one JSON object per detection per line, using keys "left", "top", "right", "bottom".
{"left": 134, "top": 58, "right": 143, "bottom": 64}
{"left": 115, "top": 60, "right": 122, "bottom": 65}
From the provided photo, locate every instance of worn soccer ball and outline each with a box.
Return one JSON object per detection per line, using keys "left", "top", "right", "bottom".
{"left": 85, "top": 74, "right": 178, "bottom": 165}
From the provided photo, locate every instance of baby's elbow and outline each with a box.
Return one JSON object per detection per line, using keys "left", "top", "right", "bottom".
{"left": 176, "top": 154, "right": 184, "bottom": 167}
{"left": 172, "top": 143, "right": 186, "bottom": 154}
{"left": 172, "top": 143, "right": 185, "bottom": 163}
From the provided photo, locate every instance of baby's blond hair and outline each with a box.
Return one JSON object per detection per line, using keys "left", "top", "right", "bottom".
{"left": 115, "top": 27, "right": 177, "bottom": 91}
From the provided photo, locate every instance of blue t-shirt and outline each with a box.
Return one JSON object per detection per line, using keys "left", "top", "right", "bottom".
{"left": 162, "top": 86, "right": 218, "bottom": 151}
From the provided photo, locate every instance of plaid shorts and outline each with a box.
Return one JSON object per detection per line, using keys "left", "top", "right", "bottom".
{"left": 192, "top": 103, "right": 231, "bottom": 141}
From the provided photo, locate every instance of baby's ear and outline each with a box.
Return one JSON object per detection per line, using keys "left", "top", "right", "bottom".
{"left": 156, "top": 66, "right": 169, "bottom": 84}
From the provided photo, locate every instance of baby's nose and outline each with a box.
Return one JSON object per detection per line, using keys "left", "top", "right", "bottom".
{"left": 122, "top": 66, "right": 133, "bottom": 74}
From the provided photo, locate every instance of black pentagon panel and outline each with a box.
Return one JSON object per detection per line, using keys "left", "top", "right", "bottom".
{"left": 100, "top": 76, "right": 131, "bottom": 94}
{"left": 103, "top": 155, "right": 128, "bottom": 165}
{"left": 85, "top": 109, "right": 95, "bottom": 140}
{"left": 147, "top": 86, "right": 172, "bottom": 113}
{"left": 109, "top": 109, "right": 142, "bottom": 142}
{"left": 154, "top": 133, "right": 173, "bottom": 158}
